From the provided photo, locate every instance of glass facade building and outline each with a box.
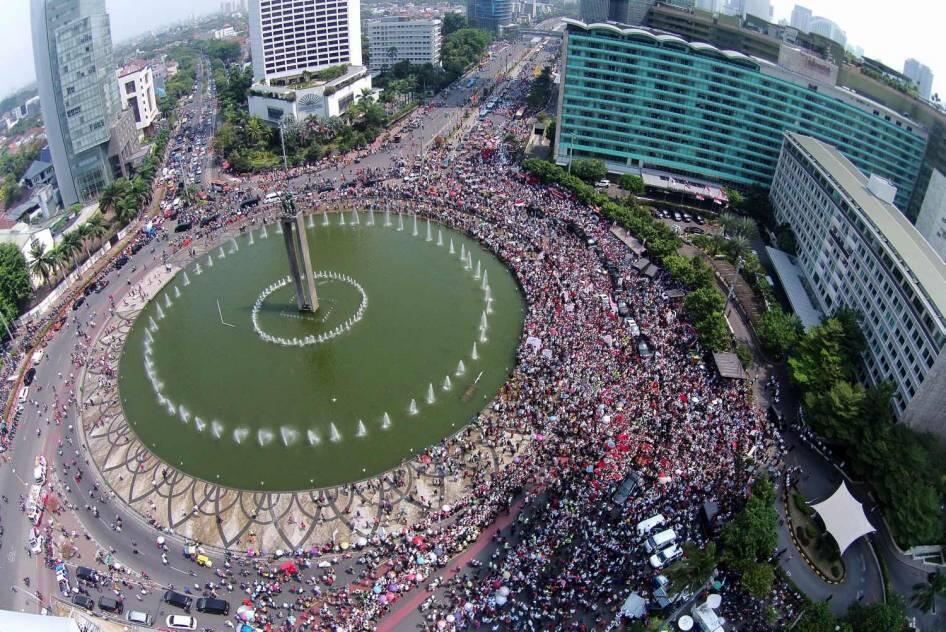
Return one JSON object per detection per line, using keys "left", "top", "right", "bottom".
{"left": 555, "top": 20, "right": 928, "bottom": 210}
{"left": 467, "top": 0, "right": 513, "bottom": 33}
{"left": 32, "top": 0, "right": 121, "bottom": 205}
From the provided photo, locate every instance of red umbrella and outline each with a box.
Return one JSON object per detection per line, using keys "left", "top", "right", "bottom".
{"left": 279, "top": 561, "right": 298, "bottom": 575}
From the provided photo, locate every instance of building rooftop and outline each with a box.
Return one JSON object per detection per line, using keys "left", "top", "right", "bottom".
{"left": 787, "top": 132, "right": 946, "bottom": 319}
{"left": 21, "top": 159, "right": 52, "bottom": 182}
{"left": 117, "top": 59, "right": 149, "bottom": 78}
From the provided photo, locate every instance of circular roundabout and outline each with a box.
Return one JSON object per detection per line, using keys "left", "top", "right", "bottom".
{"left": 115, "top": 208, "right": 525, "bottom": 491}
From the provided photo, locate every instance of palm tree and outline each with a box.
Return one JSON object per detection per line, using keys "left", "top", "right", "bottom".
{"left": 115, "top": 197, "right": 139, "bottom": 224}
{"left": 912, "top": 571, "right": 946, "bottom": 613}
{"left": 98, "top": 180, "right": 123, "bottom": 215}
{"left": 245, "top": 117, "right": 266, "bottom": 148}
{"left": 28, "top": 240, "right": 57, "bottom": 286}
{"left": 129, "top": 176, "right": 150, "bottom": 206}
{"left": 59, "top": 231, "right": 83, "bottom": 270}
{"left": 183, "top": 185, "right": 200, "bottom": 206}
{"left": 79, "top": 214, "right": 108, "bottom": 257}
{"left": 728, "top": 234, "right": 751, "bottom": 259}
{"left": 665, "top": 542, "right": 717, "bottom": 595}
{"left": 719, "top": 212, "right": 742, "bottom": 238}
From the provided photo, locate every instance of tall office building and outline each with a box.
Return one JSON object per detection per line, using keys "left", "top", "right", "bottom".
{"left": 579, "top": 0, "right": 657, "bottom": 25}
{"left": 31, "top": 0, "right": 136, "bottom": 206}
{"left": 554, "top": 20, "right": 927, "bottom": 210}
{"left": 246, "top": 0, "right": 372, "bottom": 123}
{"left": 366, "top": 18, "right": 441, "bottom": 73}
{"left": 467, "top": 0, "right": 513, "bottom": 33}
{"left": 743, "top": 0, "right": 770, "bottom": 21}
{"left": 809, "top": 16, "right": 846, "bottom": 47}
{"left": 904, "top": 58, "right": 934, "bottom": 101}
{"left": 770, "top": 133, "right": 946, "bottom": 434}
{"left": 789, "top": 4, "right": 811, "bottom": 31}
{"left": 248, "top": 0, "right": 361, "bottom": 83}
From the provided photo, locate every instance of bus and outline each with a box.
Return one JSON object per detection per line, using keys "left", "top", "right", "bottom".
{"left": 514, "top": 107, "right": 525, "bottom": 120}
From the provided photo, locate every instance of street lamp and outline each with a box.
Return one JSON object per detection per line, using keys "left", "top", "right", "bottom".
{"left": 725, "top": 256, "right": 745, "bottom": 316}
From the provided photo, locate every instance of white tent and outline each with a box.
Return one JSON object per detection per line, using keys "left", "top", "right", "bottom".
{"left": 619, "top": 592, "right": 647, "bottom": 619}
{"left": 810, "top": 482, "right": 876, "bottom": 555}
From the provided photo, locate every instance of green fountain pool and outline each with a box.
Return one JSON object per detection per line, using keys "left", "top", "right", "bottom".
{"left": 118, "top": 210, "right": 525, "bottom": 490}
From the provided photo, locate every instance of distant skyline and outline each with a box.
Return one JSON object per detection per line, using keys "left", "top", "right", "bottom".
{"left": 0, "top": 0, "right": 224, "bottom": 97}
{"left": 0, "top": 0, "right": 943, "bottom": 101}
{"left": 769, "top": 0, "right": 943, "bottom": 98}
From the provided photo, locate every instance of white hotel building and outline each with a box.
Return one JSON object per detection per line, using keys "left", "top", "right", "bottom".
{"left": 366, "top": 17, "right": 441, "bottom": 73}
{"left": 247, "top": 0, "right": 372, "bottom": 123}
{"left": 770, "top": 132, "right": 946, "bottom": 437}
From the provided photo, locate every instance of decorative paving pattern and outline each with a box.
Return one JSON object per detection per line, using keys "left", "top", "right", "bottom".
{"left": 77, "top": 210, "right": 531, "bottom": 553}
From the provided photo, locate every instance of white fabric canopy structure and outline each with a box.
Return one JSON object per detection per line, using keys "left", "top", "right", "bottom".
{"left": 810, "top": 482, "right": 876, "bottom": 555}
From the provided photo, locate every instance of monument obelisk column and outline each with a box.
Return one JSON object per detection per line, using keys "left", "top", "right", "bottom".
{"left": 279, "top": 190, "right": 318, "bottom": 312}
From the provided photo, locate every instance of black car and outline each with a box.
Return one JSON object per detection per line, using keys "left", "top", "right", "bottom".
{"left": 98, "top": 596, "right": 123, "bottom": 614}
{"left": 23, "top": 368, "right": 36, "bottom": 386}
{"left": 196, "top": 597, "right": 230, "bottom": 615}
{"left": 164, "top": 590, "right": 192, "bottom": 611}
{"left": 174, "top": 221, "right": 193, "bottom": 233}
{"left": 199, "top": 213, "right": 220, "bottom": 227}
{"left": 114, "top": 255, "right": 129, "bottom": 269}
{"left": 317, "top": 183, "right": 335, "bottom": 193}
{"left": 72, "top": 594, "right": 95, "bottom": 611}
{"left": 75, "top": 565, "right": 99, "bottom": 584}
{"left": 72, "top": 297, "right": 85, "bottom": 311}
{"left": 240, "top": 197, "right": 260, "bottom": 208}
{"left": 130, "top": 242, "right": 144, "bottom": 255}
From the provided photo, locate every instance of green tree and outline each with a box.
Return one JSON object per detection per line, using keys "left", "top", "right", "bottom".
{"left": 725, "top": 186, "right": 744, "bottom": 207}
{"left": 665, "top": 542, "right": 717, "bottom": 594}
{"left": 803, "top": 380, "right": 866, "bottom": 445}
{"left": 527, "top": 66, "right": 553, "bottom": 108}
{"left": 795, "top": 603, "right": 851, "bottom": 632}
{"left": 28, "top": 240, "right": 56, "bottom": 286}
{"left": 844, "top": 596, "right": 908, "bottom": 632}
{"left": 912, "top": 571, "right": 946, "bottom": 613}
{"left": 619, "top": 174, "right": 645, "bottom": 195}
{"left": 0, "top": 243, "right": 31, "bottom": 323}
{"left": 788, "top": 318, "right": 859, "bottom": 392}
{"left": 544, "top": 118, "right": 556, "bottom": 143}
{"left": 756, "top": 307, "right": 803, "bottom": 359}
{"left": 570, "top": 158, "right": 607, "bottom": 183}
{"left": 775, "top": 223, "right": 798, "bottom": 254}
{"left": 740, "top": 562, "right": 774, "bottom": 598}
{"left": 441, "top": 12, "right": 467, "bottom": 35}
{"left": 684, "top": 286, "right": 724, "bottom": 324}
{"left": 721, "top": 475, "right": 778, "bottom": 571}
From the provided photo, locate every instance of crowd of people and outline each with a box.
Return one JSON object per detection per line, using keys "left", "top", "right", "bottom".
{"left": 0, "top": 39, "right": 813, "bottom": 632}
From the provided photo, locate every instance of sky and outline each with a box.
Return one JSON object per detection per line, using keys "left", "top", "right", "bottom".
{"left": 0, "top": 0, "right": 222, "bottom": 97}
{"left": 769, "top": 0, "right": 944, "bottom": 97}
{"left": 0, "top": 0, "right": 942, "bottom": 98}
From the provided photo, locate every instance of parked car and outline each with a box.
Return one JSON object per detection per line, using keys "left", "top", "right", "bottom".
{"left": 166, "top": 614, "right": 198, "bottom": 630}
{"left": 649, "top": 544, "right": 683, "bottom": 569}
{"left": 164, "top": 590, "right": 192, "bottom": 611}
{"left": 72, "top": 594, "right": 95, "bottom": 611}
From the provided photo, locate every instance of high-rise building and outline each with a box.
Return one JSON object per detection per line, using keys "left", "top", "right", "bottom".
{"left": 248, "top": 0, "right": 361, "bottom": 83}
{"left": 246, "top": 0, "right": 372, "bottom": 124}
{"left": 694, "top": 0, "right": 723, "bottom": 12}
{"left": 554, "top": 20, "right": 927, "bottom": 210}
{"left": 31, "top": 0, "right": 138, "bottom": 206}
{"left": 579, "top": 0, "right": 609, "bottom": 23}
{"left": 467, "top": 0, "right": 513, "bottom": 33}
{"left": 789, "top": 4, "right": 811, "bottom": 32}
{"left": 366, "top": 18, "right": 441, "bottom": 73}
{"left": 904, "top": 58, "right": 934, "bottom": 101}
{"left": 117, "top": 62, "right": 159, "bottom": 135}
{"left": 743, "top": 0, "right": 770, "bottom": 21}
{"left": 914, "top": 168, "right": 946, "bottom": 262}
{"left": 808, "top": 16, "right": 846, "bottom": 47}
{"left": 770, "top": 132, "right": 946, "bottom": 434}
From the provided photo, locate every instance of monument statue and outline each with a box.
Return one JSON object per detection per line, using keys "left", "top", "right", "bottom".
{"left": 279, "top": 188, "right": 319, "bottom": 312}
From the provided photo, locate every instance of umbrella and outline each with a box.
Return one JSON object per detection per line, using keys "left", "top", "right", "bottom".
{"left": 502, "top": 571, "right": 510, "bottom": 580}
{"left": 341, "top": 542, "right": 350, "bottom": 550}
{"left": 356, "top": 537, "right": 368, "bottom": 548}
{"left": 464, "top": 602, "right": 474, "bottom": 611}
{"left": 495, "top": 595, "right": 507, "bottom": 606}
{"left": 412, "top": 535, "right": 425, "bottom": 546}
{"left": 447, "top": 614, "right": 456, "bottom": 623}
{"left": 156, "top": 536, "right": 165, "bottom": 545}
{"left": 279, "top": 561, "right": 298, "bottom": 575}
{"left": 441, "top": 505, "right": 451, "bottom": 513}
{"left": 497, "top": 586, "right": 510, "bottom": 597}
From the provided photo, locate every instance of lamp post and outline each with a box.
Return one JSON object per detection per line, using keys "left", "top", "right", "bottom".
{"left": 725, "top": 256, "right": 745, "bottom": 316}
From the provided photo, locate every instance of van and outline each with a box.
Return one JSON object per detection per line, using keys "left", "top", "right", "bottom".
{"left": 196, "top": 597, "right": 230, "bottom": 615}
{"left": 126, "top": 610, "right": 153, "bottom": 625}
{"left": 17, "top": 386, "right": 29, "bottom": 404}
{"left": 644, "top": 528, "right": 676, "bottom": 553}
{"left": 264, "top": 191, "right": 281, "bottom": 204}
{"left": 75, "top": 566, "right": 99, "bottom": 584}
{"left": 649, "top": 544, "right": 683, "bottom": 569}
{"left": 98, "top": 595, "right": 124, "bottom": 614}
{"left": 636, "top": 514, "right": 666, "bottom": 537}
{"left": 164, "top": 590, "right": 192, "bottom": 611}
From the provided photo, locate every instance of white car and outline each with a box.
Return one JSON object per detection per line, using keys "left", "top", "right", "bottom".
{"left": 166, "top": 615, "right": 197, "bottom": 630}
{"left": 649, "top": 544, "right": 683, "bottom": 569}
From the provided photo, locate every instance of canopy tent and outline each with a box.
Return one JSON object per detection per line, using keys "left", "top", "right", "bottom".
{"left": 711, "top": 352, "right": 748, "bottom": 380}
{"left": 810, "top": 482, "right": 876, "bottom": 555}
{"left": 619, "top": 592, "right": 647, "bottom": 619}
